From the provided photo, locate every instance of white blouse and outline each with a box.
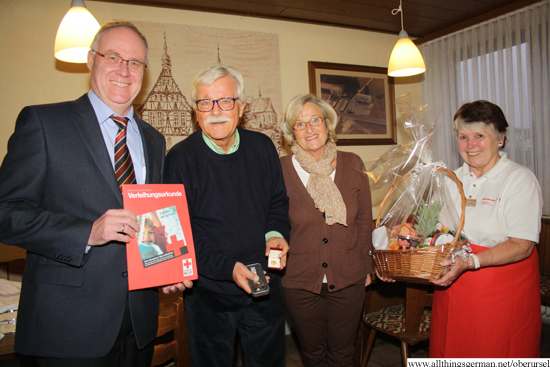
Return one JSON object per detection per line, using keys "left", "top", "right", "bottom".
{"left": 449, "top": 152, "right": 542, "bottom": 248}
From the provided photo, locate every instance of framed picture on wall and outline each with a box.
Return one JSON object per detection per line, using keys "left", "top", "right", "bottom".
{"left": 308, "top": 61, "right": 396, "bottom": 145}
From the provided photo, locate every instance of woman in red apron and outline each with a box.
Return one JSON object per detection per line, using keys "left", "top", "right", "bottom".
{"left": 430, "top": 101, "right": 542, "bottom": 358}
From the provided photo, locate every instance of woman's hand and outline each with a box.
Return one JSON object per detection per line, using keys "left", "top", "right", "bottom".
{"left": 375, "top": 268, "right": 396, "bottom": 283}
{"left": 365, "top": 274, "right": 372, "bottom": 287}
{"left": 432, "top": 237, "right": 535, "bottom": 287}
{"left": 431, "top": 257, "right": 470, "bottom": 287}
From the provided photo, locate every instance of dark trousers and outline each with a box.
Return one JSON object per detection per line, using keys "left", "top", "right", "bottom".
{"left": 283, "top": 280, "right": 365, "bottom": 367}
{"left": 185, "top": 277, "right": 286, "bottom": 367}
{"left": 21, "top": 299, "right": 154, "bottom": 367}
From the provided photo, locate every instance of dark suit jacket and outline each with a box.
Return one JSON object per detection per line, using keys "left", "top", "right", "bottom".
{"left": 0, "top": 94, "right": 166, "bottom": 358}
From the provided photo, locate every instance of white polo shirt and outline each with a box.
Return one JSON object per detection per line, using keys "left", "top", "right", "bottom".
{"left": 448, "top": 152, "right": 542, "bottom": 248}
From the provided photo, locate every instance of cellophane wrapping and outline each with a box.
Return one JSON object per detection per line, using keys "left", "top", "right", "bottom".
{"left": 372, "top": 162, "right": 464, "bottom": 251}
{"left": 367, "top": 94, "right": 467, "bottom": 252}
{"left": 365, "top": 93, "right": 441, "bottom": 190}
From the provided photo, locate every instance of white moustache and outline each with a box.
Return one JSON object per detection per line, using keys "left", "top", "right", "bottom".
{"left": 205, "top": 116, "right": 232, "bottom": 124}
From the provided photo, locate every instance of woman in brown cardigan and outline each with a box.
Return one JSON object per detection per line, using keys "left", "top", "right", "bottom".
{"left": 280, "top": 94, "right": 373, "bottom": 367}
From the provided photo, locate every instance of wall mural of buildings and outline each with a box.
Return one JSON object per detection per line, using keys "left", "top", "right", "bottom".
{"left": 133, "top": 22, "right": 285, "bottom": 155}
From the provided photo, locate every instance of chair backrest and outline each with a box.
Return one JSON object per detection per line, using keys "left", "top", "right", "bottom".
{"left": 403, "top": 283, "right": 433, "bottom": 337}
{"left": 538, "top": 218, "right": 550, "bottom": 276}
{"left": 0, "top": 259, "right": 26, "bottom": 281}
{"left": 152, "top": 296, "right": 189, "bottom": 367}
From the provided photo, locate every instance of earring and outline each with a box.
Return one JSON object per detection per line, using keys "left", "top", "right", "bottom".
{"left": 498, "top": 142, "right": 503, "bottom": 147}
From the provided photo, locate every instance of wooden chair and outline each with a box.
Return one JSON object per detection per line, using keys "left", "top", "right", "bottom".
{"left": 0, "top": 258, "right": 26, "bottom": 281}
{"left": 538, "top": 219, "right": 550, "bottom": 305}
{"left": 359, "top": 282, "right": 433, "bottom": 367}
{"left": 0, "top": 247, "right": 193, "bottom": 366}
{"left": 152, "top": 295, "right": 190, "bottom": 367}
{"left": 0, "top": 257, "right": 26, "bottom": 360}
{"left": 541, "top": 275, "right": 550, "bottom": 305}
{"left": 0, "top": 243, "right": 26, "bottom": 282}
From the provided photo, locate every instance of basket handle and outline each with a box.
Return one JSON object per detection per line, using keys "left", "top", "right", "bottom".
{"left": 375, "top": 167, "right": 466, "bottom": 243}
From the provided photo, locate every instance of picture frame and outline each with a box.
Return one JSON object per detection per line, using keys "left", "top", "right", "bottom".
{"left": 308, "top": 61, "right": 396, "bottom": 145}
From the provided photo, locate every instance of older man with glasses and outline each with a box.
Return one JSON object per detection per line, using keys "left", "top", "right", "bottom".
{"left": 164, "top": 64, "right": 290, "bottom": 367}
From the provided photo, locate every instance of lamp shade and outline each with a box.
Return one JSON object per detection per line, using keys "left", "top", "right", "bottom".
{"left": 388, "top": 30, "right": 426, "bottom": 77}
{"left": 54, "top": 0, "right": 100, "bottom": 63}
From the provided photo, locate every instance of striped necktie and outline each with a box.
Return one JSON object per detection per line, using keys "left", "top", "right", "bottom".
{"left": 111, "top": 115, "right": 136, "bottom": 190}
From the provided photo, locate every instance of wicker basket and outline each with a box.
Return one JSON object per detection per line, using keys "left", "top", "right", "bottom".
{"left": 372, "top": 167, "right": 467, "bottom": 284}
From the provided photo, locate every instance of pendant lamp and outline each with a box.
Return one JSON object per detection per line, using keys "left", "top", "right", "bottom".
{"left": 54, "top": 0, "right": 100, "bottom": 63}
{"left": 387, "top": 0, "right": 426, "bottom": 77}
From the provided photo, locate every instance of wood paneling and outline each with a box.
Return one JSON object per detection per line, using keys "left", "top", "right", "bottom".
{"left": 90, "top": 0, "right": 543, "bottom": 41}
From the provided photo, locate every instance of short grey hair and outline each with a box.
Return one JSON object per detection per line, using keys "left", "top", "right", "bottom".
{"left": 90, "top": 21, "right": 149, "bottom": 64}
{"left": 280, "top": 93, "right": 338, "bottom": 146}
{"left": 190, "top": 64, "right": 246, "bottom": 109}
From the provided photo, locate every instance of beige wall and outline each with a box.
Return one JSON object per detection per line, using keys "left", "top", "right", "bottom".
{"left": 0, "top": 0, "right": 424, "bottom": 213}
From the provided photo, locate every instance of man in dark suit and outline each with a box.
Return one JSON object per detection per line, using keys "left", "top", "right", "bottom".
{"left": 0, "top": 21, "right": 190, "bottom": 366}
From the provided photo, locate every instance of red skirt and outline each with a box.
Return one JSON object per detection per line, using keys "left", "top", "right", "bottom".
{"left": 430, "top": 244, "right": 541, "bottom": 358}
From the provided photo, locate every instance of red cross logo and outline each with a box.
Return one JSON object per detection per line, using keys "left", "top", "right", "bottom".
{"left": 165, "top": 235, "right": 186, "bottom": 256}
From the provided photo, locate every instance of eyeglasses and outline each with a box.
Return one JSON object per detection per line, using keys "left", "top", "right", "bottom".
{"left": 91, "top": 50, "right": 147, "bottom": 72}
{"left": 195, "top": 97, "right": 238, "bottom": 112}
{"left": 292, "top": 117, "right": 324, "bottom": 131}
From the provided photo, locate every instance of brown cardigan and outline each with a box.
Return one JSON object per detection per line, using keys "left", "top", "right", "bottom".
{"left": 280, "top": 151, "right": 373, "bottom": 293}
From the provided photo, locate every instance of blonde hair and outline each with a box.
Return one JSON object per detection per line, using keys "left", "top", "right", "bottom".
{"left": 280, "top": 94, "right": 338, "bottom": 146}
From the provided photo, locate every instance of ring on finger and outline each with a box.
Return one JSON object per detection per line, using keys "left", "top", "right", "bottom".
{"left": 122, "top": 224, "right": 125, "bottom": 232}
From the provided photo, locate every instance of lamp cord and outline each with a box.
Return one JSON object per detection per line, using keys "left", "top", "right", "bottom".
{"left": 391, "top": 0, "right": 404, "bottom": 32}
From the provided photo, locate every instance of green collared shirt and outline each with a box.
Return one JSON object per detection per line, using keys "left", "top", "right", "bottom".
{"left": 201, "top": 130, "right": 284, "bottom": 242}
{"left": 201, "top": 129, "right": 241, "bottom": 155}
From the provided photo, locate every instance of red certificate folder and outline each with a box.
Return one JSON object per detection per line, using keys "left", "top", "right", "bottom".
{"left": 122, "top": 184, "right": 197, "bottom": 290}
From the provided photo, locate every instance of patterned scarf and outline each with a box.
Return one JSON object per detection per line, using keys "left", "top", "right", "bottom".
{"left": 292, "top": 142, "right": 347, "bottom": 226}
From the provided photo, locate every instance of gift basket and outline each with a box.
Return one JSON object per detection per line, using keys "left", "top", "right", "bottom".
{"left": 372, "top": 164, "right": 467, "bottom": 284}
{"left": 367, "top": 94, "right": 470, "bottom": 284}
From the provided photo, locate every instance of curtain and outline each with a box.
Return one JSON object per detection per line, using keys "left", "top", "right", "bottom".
{"left": 422, "top": 0, "right": 550, "bottom": 215}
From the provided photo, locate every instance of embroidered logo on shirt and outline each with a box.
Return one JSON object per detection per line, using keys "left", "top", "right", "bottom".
{"left": 480, "top": 197, "right": 498, "bottom": 206}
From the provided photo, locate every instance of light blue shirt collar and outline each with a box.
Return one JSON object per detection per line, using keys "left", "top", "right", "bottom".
{"left": 87, "top": 90, "right": 146, "bottom": 185}
{"left": 87, "top": 90, "right": 140, "bottom": 135}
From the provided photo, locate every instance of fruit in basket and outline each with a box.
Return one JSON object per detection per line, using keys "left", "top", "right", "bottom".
{"left": 388, "top": 238, "right": 399, "bottom": 250}
{"left": 414, "top": 200, "right": 442, "bottom": 238}
{"left": 419, "top": 237, "right": 432, "bottom": 248}
{"left": 390, "top": 223, "right": 418, "bottom": 238}
{"left": 388, "top": 223, "right": 423, "bottom": 249}
{"left": 397, "top": 235, "right": 423, "bottom": 249}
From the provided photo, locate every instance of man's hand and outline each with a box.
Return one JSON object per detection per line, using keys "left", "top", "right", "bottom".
{"left": 161, "top": 280, "right": 194, "bottom": 294}
{"left": 233, "top": 262, "right": 259, "bottom": 294}
{"left": 265, "top": 237, "right": 289, "bottom": 269}
{"left": 88, "top": 209, "right": 139, "bottom": 246}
